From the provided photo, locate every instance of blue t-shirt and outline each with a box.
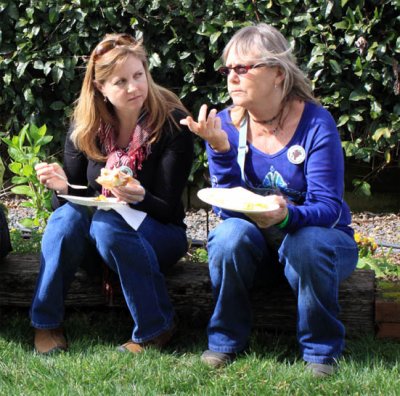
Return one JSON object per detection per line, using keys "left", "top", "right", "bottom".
{"left": 206, "top": 102, "right": 354, "bottom": 237}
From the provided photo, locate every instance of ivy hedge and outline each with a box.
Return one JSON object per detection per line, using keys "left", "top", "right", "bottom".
{"left": 0, "top": 0, "right": 399, "bottom": 189}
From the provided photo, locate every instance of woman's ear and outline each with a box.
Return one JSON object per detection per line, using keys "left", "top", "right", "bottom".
{"left": 275, "top": 67, "right": 286, "bottom": 86}
{"left": 93, "top": 80, "right": 104, "bottom": 96}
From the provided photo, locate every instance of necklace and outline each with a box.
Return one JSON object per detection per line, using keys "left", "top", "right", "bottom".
{"left": 250, "top": 114, "right": 281, "bottom": 136}
{"left": 250, "top": 107, "right": 283, "bottom": 125}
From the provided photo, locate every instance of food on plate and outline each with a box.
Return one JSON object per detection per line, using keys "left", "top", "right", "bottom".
{"left": 95, "top": 168, "right": 133, "bottom": 190}
{"left": 242, "top": 201, "right": 272, "bottom": 211}
{"left": 197, "top": 187, "right": 279, "bottom": 213}
{"left": 94, "top": 194, "right": 107, "bottom": 201}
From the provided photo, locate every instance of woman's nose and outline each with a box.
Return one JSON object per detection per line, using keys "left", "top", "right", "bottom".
{"left": 126, "top": 81, "right": 136, "bottom": 92}
{"left": 228, "top": 71, "right": 240, "bottom": 83}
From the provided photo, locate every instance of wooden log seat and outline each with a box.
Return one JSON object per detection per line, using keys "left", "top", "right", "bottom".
{"left": 0, "top": 253, "right": 376, "bottom": 337}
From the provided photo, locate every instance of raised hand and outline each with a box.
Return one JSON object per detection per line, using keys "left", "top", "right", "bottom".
{"left": 180, "top": 104, "right": 230, "bottom": 152}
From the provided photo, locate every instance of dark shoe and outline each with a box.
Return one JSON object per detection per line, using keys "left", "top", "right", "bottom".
{"left": 306, "top": 362, "right": 336, "bottom": 378}
{"left": 34, "top": 328, "right": 68, "bottom": 355}
{"left": 118, "top": 322, "right": 177, "bottom": 354}
{"left": 201, "top": 349, "right": 236, "bottom": 368}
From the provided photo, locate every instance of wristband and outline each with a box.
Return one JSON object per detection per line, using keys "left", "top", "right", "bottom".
{"left": 276, "top": 212, "right": 289, "bottom": 229}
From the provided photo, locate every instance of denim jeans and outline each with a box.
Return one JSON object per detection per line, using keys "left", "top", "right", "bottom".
{"left": 206, "top": 217, "right": 358, "bottom": 364}
{"left": 30, "top": 203, "right": 187, "bottom": 343}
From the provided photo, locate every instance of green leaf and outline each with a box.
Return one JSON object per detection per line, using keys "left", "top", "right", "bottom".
{"left": 337, "top": 115, "right": 349, "bottom": 127}
{"left": 329, "top": 59, "right": 341, "bottom": 75}
{"left": 52, "top": 66, "right": 63, "bottom": 83}
{"left": 372, "top": 127, "right": 391, "bottom": 142}
{"left": 384, "top": 150, "right": 391, "bottom": 164}
{"left": 9, "top": 162, "right": 22, "bottom": 174}
{"left": 22, "top": 164, "right": 34, "bottom": 177}
{"left": 19, "top": 218, "right": 36, "bottom": 228}
{"left": 349, "top": 89, "right": 368, "bottom": 101}
{"left": 11, "top": 185, "right": 34, "bottom": 197}
{"left": 50, "top": 101, "right": 65, "bottom": 111}
{"left": 352, "top": 179, "right": 371, "bottom": 197}
{"left": 179, "top": 52, "right": 191, "bottom": 60}
{"left": 210, "top": 31, "right": 221, "bottom": 45}
{"left": 17, "top": 61, "right": 29, "bottom": 78}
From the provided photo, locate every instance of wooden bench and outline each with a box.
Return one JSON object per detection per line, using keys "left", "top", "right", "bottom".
{"left": 0, "top": 253, "right": 376, "bottom": 337}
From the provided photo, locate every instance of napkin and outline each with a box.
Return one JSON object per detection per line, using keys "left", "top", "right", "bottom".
{"left": 100, "top": 204, "right": 147, "bottom": 230}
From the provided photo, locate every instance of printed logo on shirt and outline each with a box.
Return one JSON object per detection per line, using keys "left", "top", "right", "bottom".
{"left": 287, "top": 145, "right": 306, "bottom": 164}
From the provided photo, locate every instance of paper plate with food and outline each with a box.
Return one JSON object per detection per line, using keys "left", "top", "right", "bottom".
{"left": 57, "top": 194, "right": 127, "bottom": 209}
{"left": 59, "top": 167, "right": 136, "bottom": 208}
{"left": 197, "top": 187, "right": 280, "bottom": 214}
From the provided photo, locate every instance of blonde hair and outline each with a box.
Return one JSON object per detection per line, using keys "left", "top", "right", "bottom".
{"left": 71, "top": 33, "right": 188, "bottom": 161}
{"left": 223, "top": 23, "right": 317, "bottom": 124}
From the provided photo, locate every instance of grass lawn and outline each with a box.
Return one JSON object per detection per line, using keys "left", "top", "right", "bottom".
{"left": 0, "top": 307, "right": 399, "bottom": 396}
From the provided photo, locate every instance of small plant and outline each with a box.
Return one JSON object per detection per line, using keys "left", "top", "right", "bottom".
{"left": 355, "top": 232, "right": 399, "bottom": 279}
{"left": 189, "top": 247, "right": 208, "bottom": 263}
{"left": 9, "top": 228, "right": 43, "bottom": 254}
{"left": 1, "top": 123, "right": 53, "bottom": 230}
{"left": 354, "top": 232, "right": 378, "bottom": 258}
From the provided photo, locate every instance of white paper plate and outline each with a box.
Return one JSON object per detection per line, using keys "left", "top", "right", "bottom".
{"left": 58, "top": 195, "right": 127, "bottom": 209}
{"left": 197, "top": 187, "right": 279, "bottom": 213}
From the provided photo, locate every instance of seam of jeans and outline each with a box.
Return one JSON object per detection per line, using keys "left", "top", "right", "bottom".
{"left": 135, "top": 231, "right": 170, "bottom": 332}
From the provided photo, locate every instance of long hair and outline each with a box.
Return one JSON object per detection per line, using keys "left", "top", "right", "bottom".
{"left": 222, "top": 23, "right": 317, "bottom": 125}
{"left": 71, "top": 33, "right": 188, "bottom": 161}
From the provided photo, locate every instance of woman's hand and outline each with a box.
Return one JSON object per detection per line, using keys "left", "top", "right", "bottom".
{"left": 180, "top": 104, "right": 230, "bottom": 152}
{"left": 246, "top": 195, "right": 288, "bottom": 229}
{"left": 35, "top": 162, "right": 68, "bottom": 194}
{"left": 111, "top": 179, "right": 145, "bottom": 204}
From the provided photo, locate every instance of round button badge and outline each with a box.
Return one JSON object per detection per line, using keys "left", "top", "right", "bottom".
{"left": 287, "top": 145, "right": 306, "bottom": 164}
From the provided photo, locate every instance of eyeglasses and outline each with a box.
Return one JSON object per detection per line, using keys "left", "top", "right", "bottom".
{"left": 217, "top": 63, "right": 267, "bottom": 76}
{"left": 93, "top": 34, "right": 137, "bottom": 60}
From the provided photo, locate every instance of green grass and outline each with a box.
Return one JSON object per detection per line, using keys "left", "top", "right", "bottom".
{"left": 0, "top": 308, "right": 399, "bottom": 395}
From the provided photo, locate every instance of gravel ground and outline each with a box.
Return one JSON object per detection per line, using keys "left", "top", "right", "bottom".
{"left": 3, "top": 197, "right": 399, "bottom": 263}
{"left": 184, "top": 208, "right": 400, "bottom": 264}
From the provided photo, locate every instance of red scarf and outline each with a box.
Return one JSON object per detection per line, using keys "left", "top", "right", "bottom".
{"left": 98, "top": 115, "right": 151, "bottom": 195}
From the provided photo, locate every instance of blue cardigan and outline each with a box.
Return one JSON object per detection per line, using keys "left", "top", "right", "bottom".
{"left": 206, "top": 102, "right": 354, "bottom": 238}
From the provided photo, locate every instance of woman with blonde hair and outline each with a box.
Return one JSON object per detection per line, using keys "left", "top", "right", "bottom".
{"left": 181, "top": 23, "right": 358, "bottom": 377}
{"left": 31, "top": 33, "right": 194, "bottom": 355}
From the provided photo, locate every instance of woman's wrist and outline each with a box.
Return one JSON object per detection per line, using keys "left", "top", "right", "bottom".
{"left": 276, "top": 212, "right": 289, "bottom": 229}
{"left": 209, "top": 140, "right": 230, "bottom": 153}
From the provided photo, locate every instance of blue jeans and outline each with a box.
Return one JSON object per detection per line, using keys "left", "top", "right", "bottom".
{"left": 30, "top": 203, "right": 187, "bottom": 343}
{"left": 206, "top": 217, "right": 358, "bottom": 364}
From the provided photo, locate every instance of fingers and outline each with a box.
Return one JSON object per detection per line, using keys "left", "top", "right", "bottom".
{"left": 180, "top": 116, "right": 197, "bottom": 133}
{"left": 198, "top": 104, "right": 208, "bottom": 122}
{"left": 112, "top": 184, "right": 145, "bottom": 204}
{"left": 35, "top": 162, "right": 66, "bottom": 191}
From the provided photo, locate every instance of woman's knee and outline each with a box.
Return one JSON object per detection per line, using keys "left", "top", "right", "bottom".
{"left": 43, "top": 203, "right": 90, "bottom": 243}
{"left": 208, "top": 218, "right": 264, "bottom": 256}
{"left": 90, "top": 210, "right": 136, "bottom": 249}
{"left": 207, "top": 218, "right": 265, "bottom": 279}
{"left": 280, "top": 227, "right": 336, "bottom": 276}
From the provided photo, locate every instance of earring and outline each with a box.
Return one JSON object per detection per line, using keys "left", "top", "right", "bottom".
{"left": 104, "top": 96, "right": 108, "bottom": 103}
{"left": 274, "top": 84, "right": 278, "bottom": 89}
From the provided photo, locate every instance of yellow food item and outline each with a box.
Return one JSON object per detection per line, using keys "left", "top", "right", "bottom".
{"left": 242, "top": 202, "right": 269, "bottom": 211}
{"left": 95, "top": 168, "right": 133, "bottom": 190}
{"left": 94, "top": 194, "right": 107, "bottom": 201}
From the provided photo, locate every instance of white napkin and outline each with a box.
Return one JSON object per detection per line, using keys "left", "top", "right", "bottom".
{"left": 100, "top": 204, "right": 147, "bottom": 230}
